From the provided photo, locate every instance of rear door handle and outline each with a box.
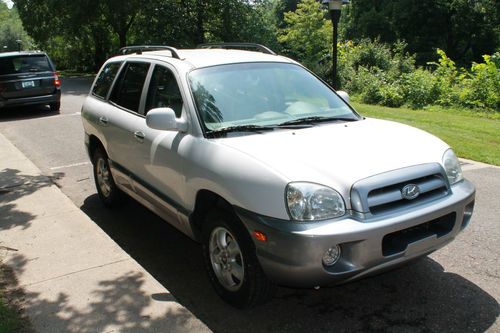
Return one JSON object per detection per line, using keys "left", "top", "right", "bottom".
{"left": 99, "top": 116, "right": 109, "bottom": 126}
{"left": 134, "top": 131, "right": 145, "bottom": 142}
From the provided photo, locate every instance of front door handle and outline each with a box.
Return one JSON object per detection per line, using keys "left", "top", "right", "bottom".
{"left": 99, "top": 116, "right": 109, "bottom": 126}
{"left": 134, "top": 131, "right": 145, "bottom": 142}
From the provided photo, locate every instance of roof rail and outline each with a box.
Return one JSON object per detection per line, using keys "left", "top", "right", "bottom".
{"left": 197, "top": 43, "right": 276, "bottom": 55}
{"left": 118, "top": 45, "right": 181, "bottom": 59}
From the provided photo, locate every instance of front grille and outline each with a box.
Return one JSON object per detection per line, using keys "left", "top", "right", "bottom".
{"left": 350, "top": 163, "right": 451, "bottom": 217}
{"left": 382, "top": 212, "right": 456, "bottom": 256}
{"left": 368, "top": 174, "right": 448, "bottom": 215}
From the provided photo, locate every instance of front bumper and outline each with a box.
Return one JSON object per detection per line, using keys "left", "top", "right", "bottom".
{"left": 236, "top": 179, "right": 475, "bottom": 288}
{"left": 0, "top": 91, "right": 61, "bottom": 109}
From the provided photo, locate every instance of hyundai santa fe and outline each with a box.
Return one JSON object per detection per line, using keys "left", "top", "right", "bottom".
{"left": 81, "top": 44, "right": 476, "bottom": 308}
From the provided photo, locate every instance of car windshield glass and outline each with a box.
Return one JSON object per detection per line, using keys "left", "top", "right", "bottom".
{"left": 188, "top": 62, "right": 359, "bottom": 132}
{"left": 0, "top": 55, "right": 52, "bottom": 75}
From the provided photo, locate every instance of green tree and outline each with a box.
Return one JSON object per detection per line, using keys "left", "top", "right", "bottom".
{"left": 278, "top": 0, "right": 332, "bottom": 70}
{"left": 344, "top": 0, "right": 499, "bottom": 66}
{"left": 0, "top": 2, "right": 33, "bottom": 52}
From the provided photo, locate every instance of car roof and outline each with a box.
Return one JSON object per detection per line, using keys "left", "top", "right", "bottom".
{"left": 0, "top": 51, "right": 48, "bottom": 58}
{"left": 112, "top": 48, "right": 296, "bottom": 69}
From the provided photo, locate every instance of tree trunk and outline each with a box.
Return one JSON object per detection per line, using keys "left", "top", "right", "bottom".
{"left": 118, "top": 30, "right": 127, "bottom": 48}
{"left": 196, "top": 0, "right": 205, "bottom": 44}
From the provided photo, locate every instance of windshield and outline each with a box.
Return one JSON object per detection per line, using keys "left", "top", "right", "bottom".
{"left": 188, "top": 62, "right": 359, "bottom": 132}
{"left": 0, "top": 55, "right": 52, "bottom": 75}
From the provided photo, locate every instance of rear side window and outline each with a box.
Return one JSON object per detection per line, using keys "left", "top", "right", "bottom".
{"left": 92, "top": 62, "right": 122, "bottom": 99}
{"left": 110, "top": 62, "right": 150, "bottom": 113}
{"left": 0, "top": 55, "right": 52, "bottom": 75}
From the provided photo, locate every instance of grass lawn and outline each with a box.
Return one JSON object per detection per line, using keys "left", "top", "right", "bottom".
{"left": 352, "top": 102, "right": 500, "bottom": 166}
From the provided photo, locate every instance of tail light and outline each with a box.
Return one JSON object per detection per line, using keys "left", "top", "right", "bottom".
{"left": 54, "top": 72, "right": 61, "bottom": 88}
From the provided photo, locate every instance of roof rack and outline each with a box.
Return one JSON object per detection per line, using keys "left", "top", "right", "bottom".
{"left": 118, "top": 45, "right": 181, "bottom": 59}
{"left": 197, "top": 43, "right": 276, "bottom": 55}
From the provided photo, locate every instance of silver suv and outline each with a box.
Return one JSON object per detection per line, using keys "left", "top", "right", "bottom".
{"left": 81, "top": 44, "right": 476, "bottom": 308}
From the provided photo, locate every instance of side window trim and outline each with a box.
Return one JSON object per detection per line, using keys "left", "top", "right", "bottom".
{"left": 138, "top": 63, "right": 155, "bottom": 116}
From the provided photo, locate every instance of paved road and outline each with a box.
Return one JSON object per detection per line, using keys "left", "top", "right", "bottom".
{"left": 1, "top": 78, "right": 498, "bottom": 332}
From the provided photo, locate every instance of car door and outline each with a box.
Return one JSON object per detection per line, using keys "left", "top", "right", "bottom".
{"left": 105, "top": 61, "right": 152, "bottom": 183}
{"left": 132, "top": 63, "right": 190, "bottom": 232}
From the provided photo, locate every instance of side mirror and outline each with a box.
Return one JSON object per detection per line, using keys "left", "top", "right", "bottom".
{"left": 146, "top": 108, "right": 187, "bottom": 132}
{"left": 337, "top": 90, "right": 350, "bottom": 103}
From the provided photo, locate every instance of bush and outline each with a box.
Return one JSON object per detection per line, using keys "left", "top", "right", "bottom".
{"left": 379, "top": 83, "right": 405, "bottom": 107}
{"left": 402, "top": 69, "right": 439, "bottom": 109}
{"left": 336, "top": 41, "right": 499, "bottom": 112}
{"left": 458, "top": 54, "right": 500, "bottom": 111}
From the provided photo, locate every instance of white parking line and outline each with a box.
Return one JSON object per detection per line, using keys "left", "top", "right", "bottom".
{"left": 50, "top": 161, "right": 91, "bottom": 170}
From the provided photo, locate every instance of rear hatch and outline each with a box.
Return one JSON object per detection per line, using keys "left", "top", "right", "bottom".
{"left": 0, "top": 54, "right": 57, "bottom": 100}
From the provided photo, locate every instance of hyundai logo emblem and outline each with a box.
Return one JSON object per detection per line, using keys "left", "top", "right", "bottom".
{"left": 401, "top": 184, "right": 420, "bottom": 200}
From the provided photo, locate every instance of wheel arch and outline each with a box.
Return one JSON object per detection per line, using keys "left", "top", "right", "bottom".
{"left": 88, "top": 134, "right": 106, "bottom": 162}
{"left": 189, "top": 189, "right": 241, "bottom": 241}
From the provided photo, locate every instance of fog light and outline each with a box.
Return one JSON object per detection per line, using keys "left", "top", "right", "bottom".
{"left": 322, "top": 245, "right": 341, "bottom": 266}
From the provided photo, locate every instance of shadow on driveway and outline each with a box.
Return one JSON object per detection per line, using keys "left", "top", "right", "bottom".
{"left": 80, "top": 194, "right": 499, "bottom": 333}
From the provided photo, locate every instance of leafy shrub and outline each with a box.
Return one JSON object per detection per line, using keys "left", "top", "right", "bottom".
{"left": 402, "top": 69, "right": 439, "bottom": 109}
{"left": 458, "top": 54, "right": 500, "bottom": 111}
{"left": 348, "top": 39, "right": 392, "bottom": 71}
{"left": 337, "top": 42, "right": 499, "bottom": 112}
{"left": 379, "top": 83, "right": 405, "bottom": 107}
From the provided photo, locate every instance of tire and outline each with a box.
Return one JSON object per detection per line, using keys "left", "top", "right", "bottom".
{"left": 202, "top": 209, "right": 275, "bottom": 308}
{"left": 92, "top": 148, "right": 124, "bottom": 207}
{"left": 49, "top": 102, "right": 60, "bottom": 111}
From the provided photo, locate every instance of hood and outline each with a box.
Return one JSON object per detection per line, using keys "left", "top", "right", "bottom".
{"left": 216, "top": 118, "right": 449, "bottom": 199}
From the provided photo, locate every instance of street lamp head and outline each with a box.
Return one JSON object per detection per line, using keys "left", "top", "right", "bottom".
{"left": 321, "top": 0, "right": 349, "bottom": 11}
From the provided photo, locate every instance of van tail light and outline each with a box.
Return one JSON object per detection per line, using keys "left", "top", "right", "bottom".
{"left": 54, "top": 72, "right": 61, "bottom": 88}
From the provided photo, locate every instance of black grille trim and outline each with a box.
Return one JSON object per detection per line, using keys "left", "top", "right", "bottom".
{"left": 382, "top": 212, "right": 456, "bottom": 256}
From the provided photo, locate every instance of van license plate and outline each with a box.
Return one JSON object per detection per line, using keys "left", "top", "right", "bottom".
{"left": 22, "top": 81, "right": 35, "bottom": 88}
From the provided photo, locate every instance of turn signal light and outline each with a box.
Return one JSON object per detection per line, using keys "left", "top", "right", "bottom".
{"left": 253, "top": 231, "right": 267, "bottom": 242}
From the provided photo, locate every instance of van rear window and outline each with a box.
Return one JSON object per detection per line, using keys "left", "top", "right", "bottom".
{"left": 0, "top": 55, "right": 52, "bottom": 75}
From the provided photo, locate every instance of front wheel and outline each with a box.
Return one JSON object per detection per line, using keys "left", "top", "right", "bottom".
{"left": 92, "top": 148, "right": 124, "bottom": 207}
{"left": 202, "top": 210, "right": 275, "bottom": 308}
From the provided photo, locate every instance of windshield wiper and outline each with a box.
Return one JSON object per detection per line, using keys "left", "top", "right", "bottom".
{"left": 206, "top": 124, "right": 277, "bottom": 137}
{"left": 277, "top": 116, "right": 358, "bottom": 126}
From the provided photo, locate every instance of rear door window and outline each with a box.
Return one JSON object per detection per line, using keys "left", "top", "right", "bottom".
{"left": 0, "top": 55, "right": 52, "bottom": 75}
{"left": 92, "top": 62, "right": 122, "bottom": 99}
{"left": 109, "top": 62, "right": 150, "bottom": 113}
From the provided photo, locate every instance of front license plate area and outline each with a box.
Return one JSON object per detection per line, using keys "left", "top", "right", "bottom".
{"left": 22, "top": 80, "right": 35, "bottom": 88}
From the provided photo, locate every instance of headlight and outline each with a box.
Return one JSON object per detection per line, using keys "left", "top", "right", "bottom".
{"left": 286, "top": 182, "right": 345, "bottom": 221}
{"left": 442, "top": 149, "right": 463, "bottom": 185}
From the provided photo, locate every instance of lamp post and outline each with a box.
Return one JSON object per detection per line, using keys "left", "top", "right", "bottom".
{"left": 322, "top": 0, "right": 349, "bottom": 89}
